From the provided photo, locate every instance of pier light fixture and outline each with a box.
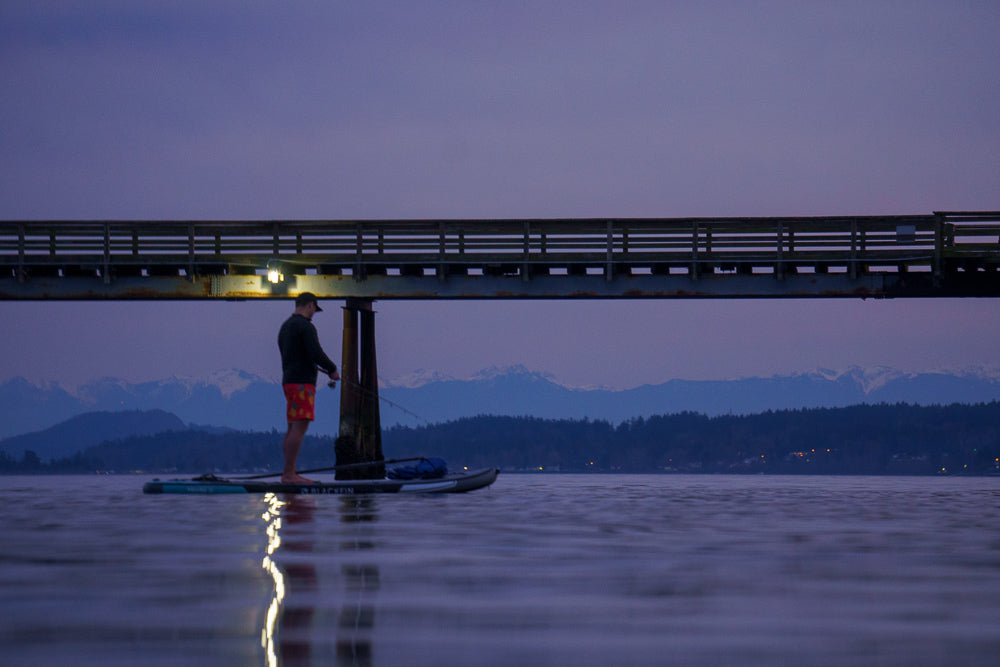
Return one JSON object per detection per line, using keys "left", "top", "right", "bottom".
{"left": 266, "top": 260, "right": 284, "bottom": 284}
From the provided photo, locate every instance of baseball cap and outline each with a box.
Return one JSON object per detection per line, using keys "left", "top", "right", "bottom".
{"left": 295, "top": 292, "right": 323, "bottom": 311}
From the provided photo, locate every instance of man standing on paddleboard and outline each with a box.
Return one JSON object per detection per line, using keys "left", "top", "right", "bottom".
{"left": 277, "top": 292, "right": 340, "bottom": 483}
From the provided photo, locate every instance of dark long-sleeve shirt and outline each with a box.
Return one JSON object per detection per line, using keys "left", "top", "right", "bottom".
{"left": 278, "top": 314, "right": 337, "bottom": 385}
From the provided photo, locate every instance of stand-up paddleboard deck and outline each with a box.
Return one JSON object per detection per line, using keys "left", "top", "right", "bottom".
{"left": 143, "top": 467, "right": 499, "bottom": 495}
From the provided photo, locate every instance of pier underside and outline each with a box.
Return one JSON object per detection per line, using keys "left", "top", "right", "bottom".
{"left": 2, "top": 269, "right": 995, "bottom": 300}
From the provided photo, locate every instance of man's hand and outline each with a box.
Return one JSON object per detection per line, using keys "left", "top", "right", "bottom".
{"left": 324, "top": 368, "right": 341, "bottom": 388}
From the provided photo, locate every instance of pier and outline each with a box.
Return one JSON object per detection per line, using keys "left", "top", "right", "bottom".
{"left": 5, "top": 211, "right": 997, "bottom": 475}
{"left": 2, "top": 211, "right": 998, "bottom": 300}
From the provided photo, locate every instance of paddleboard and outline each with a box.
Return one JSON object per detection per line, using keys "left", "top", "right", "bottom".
{"left": 143, "top": 467, "right": 499, "bottom": 495}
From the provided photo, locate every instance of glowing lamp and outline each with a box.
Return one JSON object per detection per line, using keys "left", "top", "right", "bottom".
{"left": 266, "top": 260, "right": 283, "bottom": 284}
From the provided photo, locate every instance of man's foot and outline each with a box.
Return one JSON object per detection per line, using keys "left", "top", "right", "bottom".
{"left": 281, "top": 474, "right": 318, "bottom": 484}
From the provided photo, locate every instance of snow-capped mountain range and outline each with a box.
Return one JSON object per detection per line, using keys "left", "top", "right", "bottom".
{"left": 2, "top": 365, "right": 999, "bottom": 441}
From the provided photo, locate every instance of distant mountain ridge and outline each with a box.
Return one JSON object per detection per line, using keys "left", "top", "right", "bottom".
{"left": 0, "top": 369, "right": 282, "bottom": 440}
{"left": 5, "top": 403, "right": 1000, "bottom": 475}
{"left": 0, "top": 409, "right": 185, "bottom": 461}
{"left": 2, "top": 365, "right": 1000, "bottom": 439}
{"left": 378, "top": 364, "right": 1000, "bottom": 427}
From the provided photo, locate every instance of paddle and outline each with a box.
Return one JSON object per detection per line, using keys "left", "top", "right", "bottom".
{"left": 233, "top": 456, "right": 429, "bottom": 480}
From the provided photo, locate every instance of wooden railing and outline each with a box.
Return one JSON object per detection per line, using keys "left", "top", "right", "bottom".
{"left": 2, "top": 212, "right": 998, "bottom": 282}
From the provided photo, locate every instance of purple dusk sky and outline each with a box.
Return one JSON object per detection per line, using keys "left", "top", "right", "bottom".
{"left": 1, "top": 2, "right": 998, "bottom": 390}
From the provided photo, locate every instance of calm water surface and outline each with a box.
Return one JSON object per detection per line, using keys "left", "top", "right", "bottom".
{"left": 1, "top": 474, "right": 999, "bottom": 666}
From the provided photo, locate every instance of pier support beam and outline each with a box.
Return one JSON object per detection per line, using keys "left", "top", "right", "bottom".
{"left": 335, "top": 298, "right": 385, "bottom": 479}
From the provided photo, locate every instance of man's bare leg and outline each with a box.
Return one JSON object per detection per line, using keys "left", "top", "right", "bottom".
{"left": 282, "top": 419, "right": 317, "bottom": 483}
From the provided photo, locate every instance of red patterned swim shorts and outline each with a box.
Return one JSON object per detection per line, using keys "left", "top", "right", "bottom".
{"left": 283, "top": 383, "right": 316, "bottom": 422}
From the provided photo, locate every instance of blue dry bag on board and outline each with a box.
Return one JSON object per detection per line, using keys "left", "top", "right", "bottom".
{"left": 387, "top": 458, "right": 448, "bottom": 480}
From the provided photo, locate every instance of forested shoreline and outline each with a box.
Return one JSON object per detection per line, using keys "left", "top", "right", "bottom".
{"left": 2, "top": 402, "right": 999, "bottom": 475}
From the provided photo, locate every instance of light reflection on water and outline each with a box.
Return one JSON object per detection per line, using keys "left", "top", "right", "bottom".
{"left": 263, "top": 492, "right": 382, "bottom": 666}
{"left": 1, "top": 474, "right": 999, "bottom": 666}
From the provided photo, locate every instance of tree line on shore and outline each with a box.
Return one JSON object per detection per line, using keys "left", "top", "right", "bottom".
{"left": 2, "top": 402, "right": 999, "bottom": 475}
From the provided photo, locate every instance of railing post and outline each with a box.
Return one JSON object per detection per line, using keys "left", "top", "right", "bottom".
{"left": 187, "top": 223, "right": 195, "bottom": 280}
{"left": 776, "top": 221, "right": 784, "bottom": 281}
{"left": 354, "top": 222, "right": 364, "bottom": 280}
{"left": 439, "top": 221, "right": 447, "bottom": 282}
{"left": 849, "top": 219, "right": 858, "bottom": 280}
{"left": 522, "top": 221, "right": 531, "bottom": 282}
{"left": 690, "top": 220, "right": 699, "bottom": 280}
{"left": 104, "top": 222, "right": 111, "bottom": 285}
{"left": 859, "top": 223, "right": 866, "bottom": 276}
{"left": 606, "top": 220, "right": 614, "bottom": 281}
{"left": 17, "top": 222, "right": 26, "bottom": 283}
{"left": 788, "top": 225, "right": 795, "bottom": 275}
{"left": 933, "top": 212, "right": 944, "bottom": 282}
